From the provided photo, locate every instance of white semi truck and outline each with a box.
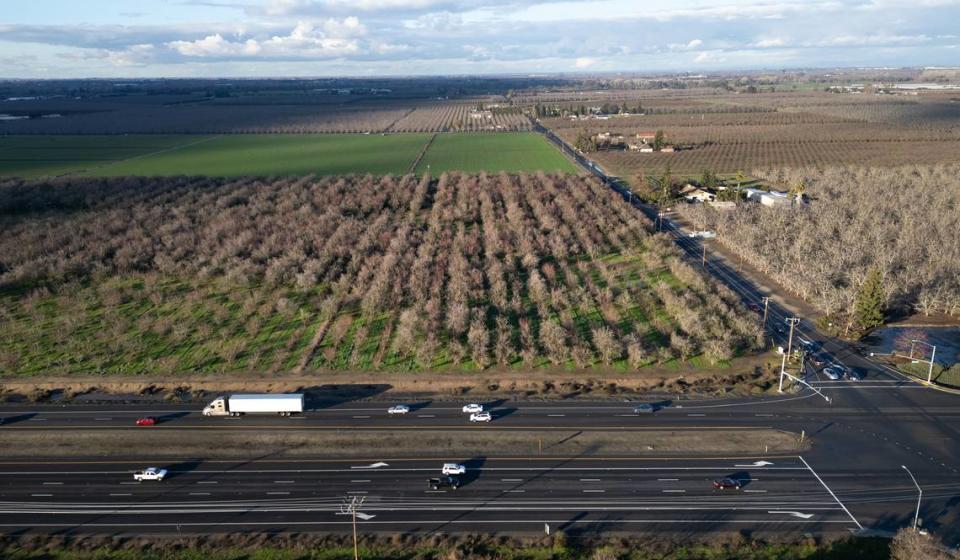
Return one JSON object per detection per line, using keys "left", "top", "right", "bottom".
{"left": 202, "top": 393, "right": 304, "bottom": 417}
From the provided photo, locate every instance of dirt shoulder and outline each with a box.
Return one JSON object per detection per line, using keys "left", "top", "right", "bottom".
{"left": 0, "top": 353, "right": 784, "bottom": 405}
{"left": 0, "top": 427, "right": 807, "bottom": 459}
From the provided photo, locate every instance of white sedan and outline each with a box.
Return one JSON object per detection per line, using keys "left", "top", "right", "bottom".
{"left": 469, "top": 412, "right": 492, "bottom": 423}
{"left": 133, "top": 467, "right": 168, "bottom": 482}
{"left": 441, "top": 463, "right": 466, "bottom": 475}
{"left": 462, "top": 403, "right": 484, "bottom": 414}
{"left": 387, "top": 405, "right": 410, "bottom": 415}
{"left": 822, "top": 366, "right": 843, "bottom": 380}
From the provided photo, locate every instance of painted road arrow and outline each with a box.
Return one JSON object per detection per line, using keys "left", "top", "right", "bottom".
{"left": 768, "top": 511, "right": 814, "bottom": 519}
{"left": 735, "top": 461, "right": 774, "bottom": 467}
{"left": 351, "top": 462, "right": 389, "bottom": 469}
{"left": 355, "top": 512, "right": 377, "bottom": 521}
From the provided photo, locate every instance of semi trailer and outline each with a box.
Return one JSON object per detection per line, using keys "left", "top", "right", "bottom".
{"left": 202, "top": 393, "right": 304, "bottom": 416}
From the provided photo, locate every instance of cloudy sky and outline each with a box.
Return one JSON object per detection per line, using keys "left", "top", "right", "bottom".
{"left": 1, "top": 0, "right": 958, "bottom": 78}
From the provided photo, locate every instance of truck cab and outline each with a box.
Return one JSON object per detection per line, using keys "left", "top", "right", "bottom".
{"left": 202, "top": 396, "right": 229, "bottom": 416}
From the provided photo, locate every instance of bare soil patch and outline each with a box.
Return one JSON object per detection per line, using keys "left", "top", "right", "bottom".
{"left": 0, "top": 427, "right": 806, "bottom": 459}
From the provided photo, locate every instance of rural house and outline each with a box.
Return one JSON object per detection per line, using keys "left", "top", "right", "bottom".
{"left": 680, "top": 184, "right": 716, "bottom": 203}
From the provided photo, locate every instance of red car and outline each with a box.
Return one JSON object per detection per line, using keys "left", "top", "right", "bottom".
{"left": 712, "top": 478, "right": 742, "bottom": 490}
{"left": 135, "top": 417, "right": 157, "bottom": 426}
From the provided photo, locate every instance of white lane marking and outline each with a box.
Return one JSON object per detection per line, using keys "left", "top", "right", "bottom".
{"left": 580, "top": 478, "right": 601, "bottom": 482}
{"left": 351, "top": 480, "right": 370, "bottom": 483}
{"left": 350, "top": 462, "right": 389, "bottom": 470}
{"left": 119, "top": 482, "right": 139, "bottom": 485}
{"left": 352, "top": 415, "right": 371, "bottom": 419}
{"left": 274, "top": 481, "right": 295, "bottom": 484}
{"left": 744, "top": 490, "right": 768, "bottom": 493}
{"left": 754, "top": 414, "right": 773, "bottom": 417}
{"left": 548, "top": 414, "right": 565, "bottom": 417}
{"left": 657, "top": 478, "right": 679, "bottom": 482}
{"left": 417, "top": 415, "right": 435, "bottom": 418}
{"left": 108, "top": 493, "right": 131, "bottom": 497}
{"left": 29, "top": 418, "right": 47, "bottom": 421}
{"left": 501, "top": 479, "right": 523, "bottom": 482}
{"left": 95, "top": 418, "right": 112, "bottom": 421}
{"left": 662, "top": 490, "right": 686, "bottom": 493}
{"left": 799, "top": 455, "right": 863, "bottom": 530}
{"left": 266, "top": 492, "right": 290, "bottom": 495}
{"left": 31, "top": 494, "right": 53, "bottom": 497}
{"left": 189, "top": 493, "right": 211, "bottom": 496}
{"left": 42, "top": 482, "right": 63, "bottom": 486}
{"left": 687, "top": 414, "right": 705, "bottom": 417}
{"left": 347, "top": 491, "right": 367, "bottom": 495}
{"left": 197, "top": 481, "right": 218, "bottom": 485}
{"left": 424, "top": 490, "right": 447, "bottom": 493}
{"left": 582, "top": 490, "right": 606, "bottom": 493}
{"left": 507, "top": 490, "right": 526, "bottom": 493}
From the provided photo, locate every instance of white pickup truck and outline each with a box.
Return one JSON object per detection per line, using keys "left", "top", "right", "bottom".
{"left": 133, "top": 467, "right": 168, "bottom": 482}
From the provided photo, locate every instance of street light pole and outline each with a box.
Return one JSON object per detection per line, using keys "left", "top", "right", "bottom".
{"left": 341, "top": 496, "right": 366, "bottom": 560}
{"left": 902, "top": 465, "right": 922, "bottom": 531}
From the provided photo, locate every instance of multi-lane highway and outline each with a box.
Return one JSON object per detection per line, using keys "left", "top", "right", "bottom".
{"left": 1, "top": 381, "right": 959, "bottom": 540}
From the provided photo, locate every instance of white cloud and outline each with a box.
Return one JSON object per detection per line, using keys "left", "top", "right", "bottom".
{"left": 687, "top": 38, "right": 703, "bottom": 49}
{"left": 169, "top": 19, "right": 366, "bottom": 59}
{"left": 753, "top": 37, "right": 786, "bottom": 48}
{"left": 574, "top": 56, "right": 596, "bottom": 68}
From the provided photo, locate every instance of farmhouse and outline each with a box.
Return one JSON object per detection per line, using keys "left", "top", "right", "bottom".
{"left": 679, "top": 184, "right": 716, "bottom": 203}
{"left": 628, "top": 142, "right": 653, "bottom": 152}
{"left": 743, "top": 188, "right": 803, "bottom": 207}
{"left": 470, "top": 110, "right": 494, "bottom": 120}
{"left": 635, "top": 131, "right": 657, "bottom": 142}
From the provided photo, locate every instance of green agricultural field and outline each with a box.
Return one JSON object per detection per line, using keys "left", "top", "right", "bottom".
{"left": 0, "top": 133, "right": 576, "bottom": 177}
{"left": 0, "top": 135, "right": 205, "bottom": 178}
{"left": 88, "top": 134, "right": 431, "bottom": 177}
{"left": 416, "top": 132, "right": 578, "bottom": 174}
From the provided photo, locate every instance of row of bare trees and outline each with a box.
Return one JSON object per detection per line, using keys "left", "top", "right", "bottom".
{"left": 0, "top": 172, "right": 761, "bottom": 373}
{"left": 680, "top": 164, "right": 960, "bottom": 326}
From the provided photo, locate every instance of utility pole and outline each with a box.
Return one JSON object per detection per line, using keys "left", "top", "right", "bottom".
{"left": 341, "top": 496, "right": 366, "bottom": 560}
{"left": 761, "top": 297, "right": 771, "bottom": 338}
{"left": 701, "top": 244, "right": 707, "bottom": 267}
{"left": 785, "top": 317, "right": 801, "bottom": 358}
{"left": 902, "top": 465, "right": 922, "bottom": 531}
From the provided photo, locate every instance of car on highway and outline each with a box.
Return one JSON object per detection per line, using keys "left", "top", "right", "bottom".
{"left": 441, "top": 463, "right": 466, "bottom": 475}
{"left": 462, "top": 403, "right": 483, "bottom": 414}
{"left": 387, "top": 405, "right": 410, "bottom": 415}
{"left": 469, "top": 411, "right": 492, "bottom": 423}
{"left": 427, "top": 476, "right": 460, "bottom": 490}
{"left": 133, "top": 467, "right": 168, "bottom": 482}
{"left": 844, "top": 370, "right": 862, "bottom": 382}
{"left": 135, "top": 417, "right": 157, "bottom": 426}
{"left": 822, "top": 366, "right": 843, "bottom": 380}
{"left": 633, "top": 404, "right": 656, "bottom": 415}
{"left": 747, "top": 302, "right": 762, "bottom": 313}
{"left": 712, "top": 478, "right": 742, "bottom": 490}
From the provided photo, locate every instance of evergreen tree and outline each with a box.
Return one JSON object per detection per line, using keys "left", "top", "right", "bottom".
{"left": 854, "top": 268, "right": 886, "bottom": 330}
{"left": 653, "top": 130, "right": 666, "bottom": 151}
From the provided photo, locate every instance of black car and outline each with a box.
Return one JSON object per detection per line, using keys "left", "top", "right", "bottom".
{"left": 428, "top": 476, "right": 460, "bottom": 490}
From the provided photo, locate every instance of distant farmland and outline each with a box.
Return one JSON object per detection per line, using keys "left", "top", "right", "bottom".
{"left": 0, "top": 133, "right": 577, "bottom": 178}
{"left": 416, "top": 133, "right": 578, "bottom": 174}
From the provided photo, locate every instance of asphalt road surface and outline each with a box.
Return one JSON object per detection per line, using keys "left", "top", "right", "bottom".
{"left": 1, "top": 384, "right": 958, "bottom": 539}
